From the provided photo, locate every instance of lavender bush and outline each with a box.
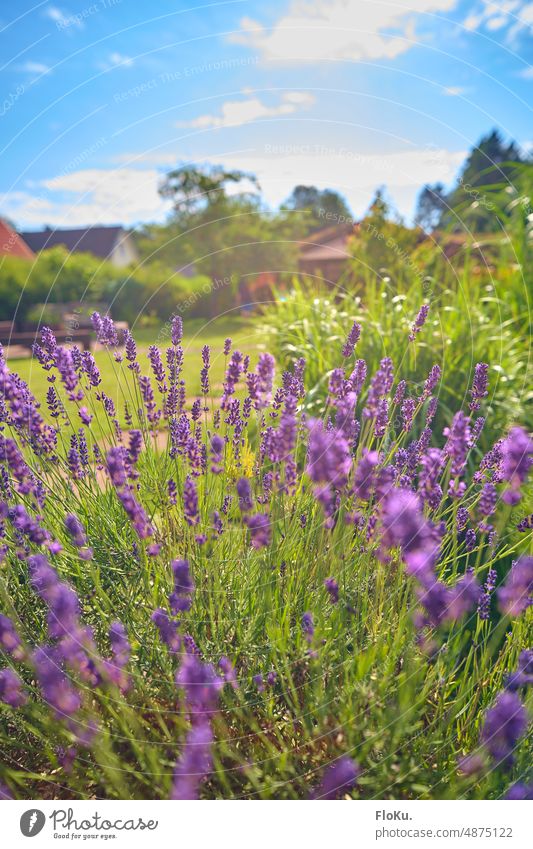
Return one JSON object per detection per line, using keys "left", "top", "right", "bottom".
{"left": 0, "top": 310, "right": 531, "bottom": 800}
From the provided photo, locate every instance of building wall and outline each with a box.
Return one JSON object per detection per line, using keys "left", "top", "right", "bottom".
{"left": 110, "top": 235, "right": 138, "bottom": 267}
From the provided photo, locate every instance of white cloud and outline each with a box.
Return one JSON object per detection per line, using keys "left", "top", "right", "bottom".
{"left": 208, "top": 144, "right": 466, "bottom": 218}
{"left": 228, "top": 0, "right": 458, "bottom": 63}
{"left": 17, "top": 61, "right": 52, "bottom": 76}
{"left": 3, "top": 145, "right": 466, "bottom": 228}
{"left": 442, "top": 85, "right": 466, "bottom": 95}
{"left": 178, "top": 91, "right": 315, "bottom": 129}
{"left": 518, "top": 64, "right": 533, "bottom": 77}
{"left": 98, "top": 52, "right": 134, "bottom": 71}
{"left": 3, "top": 168, "right": 169, "bottom": 228}
{"left": 44, "top": 5, "right": 83, "bottom": 30}
{"left": 110, "top": 151, "right": 179, "bottom": 166}
{"left": 461, "top": 0, "right": 532, "bottom": 40}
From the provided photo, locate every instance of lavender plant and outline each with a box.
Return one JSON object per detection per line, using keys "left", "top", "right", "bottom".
{"left": 0, "top": 310, "right": 531, "bottom": 800}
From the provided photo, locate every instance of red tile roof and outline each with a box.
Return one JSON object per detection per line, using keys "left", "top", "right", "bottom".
{"left": 299, "top": 223, "right": 356, "bottom": 263}
{"left": 0, "top": 219, "right": 35, "bottom": 260}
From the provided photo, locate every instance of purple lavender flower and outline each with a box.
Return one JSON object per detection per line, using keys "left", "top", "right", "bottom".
{"left": 302, "top": 611, "right": 314, "bottom": 643}
{"left": 218, "top": 656, "right": 238, "bottom": 689}
{"left": 236, "top": 477, "right": 253, "bottom": 512}
{"left": 324, "top": 577, "right": 339, "bottom": 603}
{"left": 212, "top": 510, "right": 223, "bottom": 535}
{"left": 478, "top": 569, "right": 497, "bottom": 620}
{"left": 183, "top": 476, "right": 199, "bottom": 527}
{"left": 252, "top": 353, "right": 276, "bottom": 408}
{"left": 168, "top": 479, "right": 177, "bottom": 505}
{"left": 122, "top": 328, "right": 137, "bottom": 365}
{"left": 418, "top": 448, "right": 444, "bottom": 510}
{"left": 244, "top": 513, "right": 271, "bottom": 549}
{"left": 103, "top": 621, "right": 131, "bottom": 691}
{"left": 148, "top": 345, "right": 167, "bottom": 393}
{"left": 307, "top": 421, "right": 351, "bottom": 488}
{"left": 171, "top": 315, "right": 183, "bottom": 346}
{"left": 253, "top": 673, "right": 264, "bottom": 692}
{"left": 67, "top": 439, "right": 83, "bottom": 480}
{"left": 426, "top": 396, "right": 438, "bottom": 425}
{"left": 0, "top": 615, "right": 24, "bottom": 660}
{"left": 176, "top": 653, "right": 223, "bottom": 719}
{"left": 342, "top": 321, "right": 361, "bottom": 358}
{"left": 210, "top": 434, "right": 224, "bottom": 474}
{"left": 33, "top": 645, "right": 81, "bottom": 719}
{"left": 54, "top": 347, "right": 81, "bottom": 400}
{"left": 401, "top": 397, "right": 416, "bottom": 432}
{"left": 421, "top": 364, "right": 441, "bottom": 400}
{"left": 455, "top": 507, "right": 469, "bottom": 533}
{"left": 77, "top": 429, "right": 89, "bottom": 467}
{"left": 170, "top": 720, "right": 213, "bottom": 800}
{"left": 169, "top": 559, "right": 194, "bottom": 615}
{"left": 481, "top": 690, "right": 527, "bottom": 766}
{"left": 500, "top": 427, "right": 533, "bottom": 505}
{"left": 46, "top": 386, "right": 62, "bottom": 418}
{"left": 444, "top": 411, "right": 471, "bottom": 476}
{"left": 504, "top": 650, "right": 533, "bottom": 692}
{"left": 78, "top": 406, "right": 92, "bottom": 426}
{"left": 348, "top": 358, "right": 367, "bottom": 395}
{"left": 517, "top": 514, "right": 533, "bottom": 532}
{"left": 127, "top": 430, "right": 143, "bottom": 467}
{"left": 106, "top": 446, "right": 127, "bottom": 488}
{"left": 98, "top": 315, "right": 119, "bottom": 347}
{"left": 409, "top": 304, "right": 430, "bottom": 341}
{"left": 380, "top": 489, "right": 438, "bottom": 577}
{"left": 374, "top": 397, "right": 389, "bottom": 438}
{"left": 497, "top": 556, "right": 533, "bottom": 617}
{"left": 64, "top": 514, "right": 92, "bottom": 560}
{"left": 223, "top": 337, "right": 231, "bottom": 356}
{"left": 0, "top": 667, "right": 27, "bottom": 707}
{"left": 9, "top": 504, "right": 48, "bottom": 545}
{"left": 363, "top": 357, "right": 394, "bottom": 420}
{"left": 152, "top": 609, "right": 181, "bottom": 653}
{"left": 479, "top": 482, "right": 497, "bottom": 517}
{"left": 506, "top": 783, "right": 533, "bottom": 800}
{"left": 221, "top": 350, "right": 243, "bottom": 408}
{"left": 393, "top": 380, "right": 406, "bottom": 406}
{"left": 465, "top": 528, "right": 476, "bottom": 551}
{"left": 311, "top": 757, "right": 360, "bottom": 799}
{"left": 138, "top": 375, "right": 160, "bottom": 427}
{"left": 117, "top": 488, "right": 154, "bottom": 539}
{"left": 353, "top": 449, "right": 379, "bottom": 501}
{"left": 200, "top": 345, "right": 210, "bottom": 396}
{"left": 469, "top": 363, "right": 489, "bottom": 411}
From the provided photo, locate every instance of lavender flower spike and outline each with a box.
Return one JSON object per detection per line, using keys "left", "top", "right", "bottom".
{"left": 470, "top": 363, "right": 489, "bottom": 411}
{"left": 409, "top": 304, "right": 430, "bottom": 341}
{"left": 342, "top": 321, "right": 361, "bottom": 358}
{"left": 311, "top": 757, "right": 360, "bottom": 799}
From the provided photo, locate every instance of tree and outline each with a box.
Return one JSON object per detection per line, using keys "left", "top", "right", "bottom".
{"left": 282, "top": 185, "right": 353, "bottom": 234}
{"left": 160, "top": 164, "right": 259, "bottom": 216}
{"left": 415, "top": 183, "right": 448, "bottom": 232}
{"left": 137, "top": 164, "right": 299, "bottom": 287}
{"left": 349, "top": 189, "right": 420, "bottom": 283}
{"left": 444, "top": 130, "right": 526, "bottom": 232}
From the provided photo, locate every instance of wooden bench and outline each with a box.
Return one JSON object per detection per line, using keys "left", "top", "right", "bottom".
{"left": 0, "top": 329, "right": 92, "bottom": 351}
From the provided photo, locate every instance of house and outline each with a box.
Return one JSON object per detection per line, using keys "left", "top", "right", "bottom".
{"left": 298, "top": 222, "right": 356, "bottom": 282}
{"left": 20, "top": 225, "right": 138, "bottom": 268}
{"left": 0, "top": 218, "right": 35, "bottom": 260}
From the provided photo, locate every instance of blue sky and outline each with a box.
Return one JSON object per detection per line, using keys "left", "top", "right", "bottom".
{"left": 1, "top": 0, "right": 533, "bottom": 229}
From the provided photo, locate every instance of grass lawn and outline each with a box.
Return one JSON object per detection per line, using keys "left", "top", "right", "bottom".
{"left": 6, "top": 314, "right": 266, "bottom": 433}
